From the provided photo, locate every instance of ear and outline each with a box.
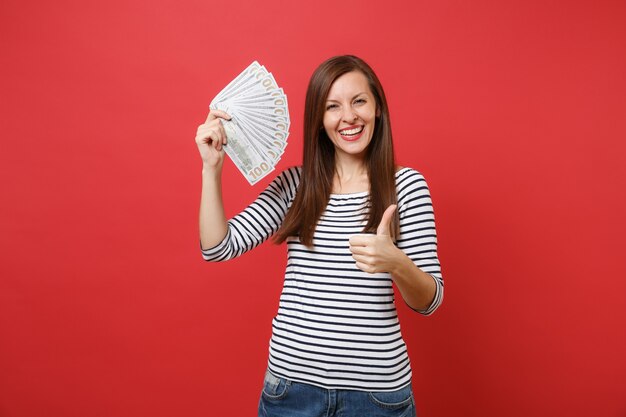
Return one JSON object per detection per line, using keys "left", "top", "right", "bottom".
{"left": 376, "top": 106, "right": 381, "bottom": 118}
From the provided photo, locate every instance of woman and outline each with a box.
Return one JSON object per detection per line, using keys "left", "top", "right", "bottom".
{"left": 196, "top": 55, "right": 443, "bottom": 417}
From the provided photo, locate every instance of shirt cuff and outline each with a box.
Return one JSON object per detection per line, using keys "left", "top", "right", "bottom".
{"left": 200, "top": 227, "right": 232, "bottom": 261}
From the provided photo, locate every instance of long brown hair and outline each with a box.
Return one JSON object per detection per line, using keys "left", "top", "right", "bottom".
{"left": 274, "top": 55, "right": 398, "bottom": 246}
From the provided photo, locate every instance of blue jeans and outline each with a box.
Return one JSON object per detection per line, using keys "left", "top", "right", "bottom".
{"left": 258, "top": 371, "right": 417, "bottom": 417}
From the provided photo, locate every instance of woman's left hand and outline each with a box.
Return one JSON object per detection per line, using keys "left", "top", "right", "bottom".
{"left": 349, "top": 205, "right": 402, "bottom": 274}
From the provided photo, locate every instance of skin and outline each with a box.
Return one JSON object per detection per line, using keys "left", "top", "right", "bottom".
{"left": 196, "top": 109, "right": 230, "bottom": 250}
{"left": 323, "top": 71, "right": 376, "bottom": 176}
{"left": 323, "top": 70, "right": 376, "bottom": 192}
{"left": 196, "top": 71, "right": 436, "bottom": 311}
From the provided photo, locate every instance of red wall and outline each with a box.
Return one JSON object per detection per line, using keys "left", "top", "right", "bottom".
{"left": 1, "top": 1, "right": 625, "bottom": 416}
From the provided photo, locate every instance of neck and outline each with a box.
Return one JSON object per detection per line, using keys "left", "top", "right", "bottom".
{"left": 333, "top": 154, "right": 369, "bottom": 193}
{"left": 334, "top": 153, "right": 367, "bottom": 181}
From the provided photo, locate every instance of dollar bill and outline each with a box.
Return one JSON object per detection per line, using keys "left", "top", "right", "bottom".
{"left": 210, "top": 61, "right": 290, "bottom": 185}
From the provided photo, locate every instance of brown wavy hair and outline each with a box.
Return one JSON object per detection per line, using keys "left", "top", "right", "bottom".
{"left": 274, "top": 55, "right": 398, "bottom": 246}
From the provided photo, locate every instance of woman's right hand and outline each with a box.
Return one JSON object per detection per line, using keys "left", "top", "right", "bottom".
{"left": 195, "top": 109, "right": 232, "bottom": 171}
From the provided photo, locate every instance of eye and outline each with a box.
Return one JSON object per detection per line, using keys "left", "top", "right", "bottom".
{"left": 326, "top": 103, "right": 339, "bottom": 111}
{"left": 354, "top": 98, "right": 367, "bottom": 105}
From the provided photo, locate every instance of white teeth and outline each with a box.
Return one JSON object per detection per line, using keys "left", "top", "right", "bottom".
{"left": 339, "top": 126, "right": 364, "bottom": 135}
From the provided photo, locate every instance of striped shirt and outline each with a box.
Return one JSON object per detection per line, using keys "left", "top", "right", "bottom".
{"left": 201, "top": 166, "right": 443, "bottom": 391}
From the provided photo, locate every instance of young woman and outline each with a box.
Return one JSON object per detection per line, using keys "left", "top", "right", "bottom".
{"left": 196, "top": 55, "right": 443, "bottom": 417}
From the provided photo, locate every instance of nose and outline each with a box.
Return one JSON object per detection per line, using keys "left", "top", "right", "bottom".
{"left": 341, "top": 107, "right": 358, "bottom": 123}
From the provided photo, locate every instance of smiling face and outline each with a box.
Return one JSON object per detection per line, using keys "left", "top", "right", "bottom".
{"left": 322, "top": 71, "right": 378, "bottom": 162}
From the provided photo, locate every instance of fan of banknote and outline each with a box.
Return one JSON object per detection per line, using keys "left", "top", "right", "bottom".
{"left": 210, "top": 61, "right": 290, "bottom": 185}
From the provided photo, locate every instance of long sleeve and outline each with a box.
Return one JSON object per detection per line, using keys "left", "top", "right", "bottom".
{"left": 201, "top": 167, "right": 301, "bottom": 262}
{"left": 396, "top": 168, "right": 444, "bottom": 315}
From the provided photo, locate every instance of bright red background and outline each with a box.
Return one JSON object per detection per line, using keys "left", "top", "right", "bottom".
{"left": 1, "top": 1, "right": 625, "bottom": 416}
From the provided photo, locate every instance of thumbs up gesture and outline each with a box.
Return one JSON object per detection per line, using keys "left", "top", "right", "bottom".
{"left": 349, "top": 205, "right": 402, "bottom": 274}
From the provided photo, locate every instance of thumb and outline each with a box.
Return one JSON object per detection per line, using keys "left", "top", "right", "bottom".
{"left": 377, "top": 204, "right": 397, "bottom": 236}
{"left": 206, "top": 109, "right": 232, "bottom": 123}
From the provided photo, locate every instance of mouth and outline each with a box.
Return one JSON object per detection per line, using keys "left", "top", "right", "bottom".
{"left": 338, "top": 125, "right": 364, "bottom": 141}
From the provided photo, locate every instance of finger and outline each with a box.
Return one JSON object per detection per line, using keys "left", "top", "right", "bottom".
{"left": 206, "top": 109, "right": 232, "bottom": 123}
{"left": 376, "top": 204, "right": 397, "bottom": 236}
{"left": 213, "top": 133, "right": 224, "bottom": 151}
{"left": 351, "top": 254, "right": 373, "bottom": 265}
{"left": 197, "top": 124, "right": 214, "bottom": 138}
{"left": 348, "top": 245, "right": 371, "bottom": 256}
{"left": 197, "top": 128, "right": 220, "bottom": 146}
{"left": 349, "top": 235, "right": 374, "bottom": 247}
{"left": 207, "top": 126, "right": 227, "bottom": 151}
{"left": 354, "top": 261, "right": 375, "bottom": 274}
{"left": 218, "top": 123, "right": 228, "bottom": 146}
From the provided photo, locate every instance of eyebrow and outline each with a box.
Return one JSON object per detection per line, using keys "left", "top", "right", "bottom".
{"left": 326, "top": 92, "right": 368, "bottom": 102}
